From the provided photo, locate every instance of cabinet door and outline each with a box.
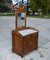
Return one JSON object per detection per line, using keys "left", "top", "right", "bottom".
{"left": 23, "top": 34, "right": 34, "bottom": 53}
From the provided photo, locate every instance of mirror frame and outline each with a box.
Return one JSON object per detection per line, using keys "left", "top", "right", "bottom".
{"left": 15, "top": 6, "right": 26, "bottom": 29}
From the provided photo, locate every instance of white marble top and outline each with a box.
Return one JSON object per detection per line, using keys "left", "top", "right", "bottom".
{"left": 18, "top": 29, "right": 37, "bottom": 36}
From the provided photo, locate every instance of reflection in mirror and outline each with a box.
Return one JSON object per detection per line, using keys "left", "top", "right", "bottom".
{"left": 17, "top": 12, "right": 25, "bottom": 27}
{"left": 12, "top": 0, "right": 27, "bottom": 7}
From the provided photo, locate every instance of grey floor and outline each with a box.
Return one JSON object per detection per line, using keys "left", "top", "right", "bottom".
{"left": 0, "top": 16, "right": 50, "bottom": 60}
{"left": 26, "top": 17, "right": 50, "bottom": 47}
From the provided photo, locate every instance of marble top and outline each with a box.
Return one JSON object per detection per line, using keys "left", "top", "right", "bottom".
{"left": 18, "top": 29, "right": 37, "bottom": 36}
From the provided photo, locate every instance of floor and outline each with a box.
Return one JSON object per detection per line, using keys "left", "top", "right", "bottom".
{"left": 0, "top": 16, "right": 50, "bottom": 60}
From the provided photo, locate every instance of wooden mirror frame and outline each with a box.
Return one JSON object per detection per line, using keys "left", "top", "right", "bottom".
{"left": 15, "top": 6, "right": 26, "bottom": 29}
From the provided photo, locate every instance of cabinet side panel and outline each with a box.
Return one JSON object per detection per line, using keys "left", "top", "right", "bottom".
{"left": 12, "top": 31, "right": 23, "bottom": 56}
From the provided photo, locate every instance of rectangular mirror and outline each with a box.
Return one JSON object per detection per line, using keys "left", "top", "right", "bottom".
{"left": 17, "top": 12, "right": 25, "bottom": 27}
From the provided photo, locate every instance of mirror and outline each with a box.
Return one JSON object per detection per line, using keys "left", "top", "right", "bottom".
{"left": 17, "top": 12, "right": 26, "bottom": 27}
{"left": 12, "top": 0, "right": 27, "bottom": 7}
